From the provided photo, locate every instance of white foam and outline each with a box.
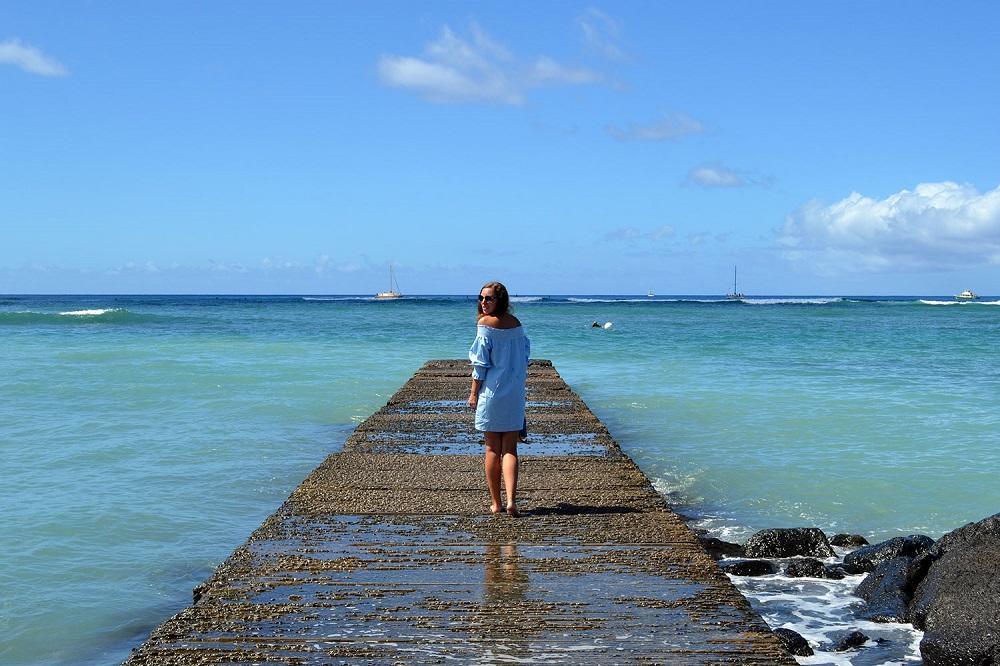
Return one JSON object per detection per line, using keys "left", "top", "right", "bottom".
{"left": 650, "top": 475, "right": 706, "bottom": 507}
{"left": 689, "top": 515, "right": 753, "bottom": 542}
{"left": 742, "top": 298, "right": 843, "bottom": 305}
{"left": 567, "top": 297, "right": 651, "bottom": 303}
{"left": 725, "top": 561, "right": 924, "bottom": 663}
{"left": 58, "top": 308, "right": 120, "bottom": 316}
{"left": 509, "top": 296, "right": 543, "bottom": 302}
{"left": 920, "top": 298, "right": 1000, "bottom": 305}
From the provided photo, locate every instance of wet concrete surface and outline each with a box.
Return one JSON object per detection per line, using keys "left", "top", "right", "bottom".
{"left": 125, "top": 359, "right": 794, "bottom": 665}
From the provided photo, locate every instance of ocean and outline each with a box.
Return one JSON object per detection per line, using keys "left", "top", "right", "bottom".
{"left": 2, "top": 294, "right": 998, "bottom": 665}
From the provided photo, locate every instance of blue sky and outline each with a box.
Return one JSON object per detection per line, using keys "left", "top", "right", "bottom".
{"left": 3, "top": 1, "right": 999, "bottom": 295}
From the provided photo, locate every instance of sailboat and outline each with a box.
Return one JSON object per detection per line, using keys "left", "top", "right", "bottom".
{"left": 375, "top": 264, "right": 403, "bottom": 299}
{"left": 726, "top": 265, "right": 744, "bottom": 301}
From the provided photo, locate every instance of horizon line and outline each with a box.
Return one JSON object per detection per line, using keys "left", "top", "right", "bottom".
{"left": 1, "top": 292, "right": 989, "bottom": 298}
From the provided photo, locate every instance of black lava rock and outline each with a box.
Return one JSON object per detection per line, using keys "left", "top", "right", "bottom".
{"left": 720, "top": 559, "right": 777, "bottom": 576}
{"left": 823, "top": 564, "right": 849, "bottom": 580}
{"left": 843, "top": 534, "right": 934, "bottom": 573}
{"left": 831, "top": 533, "right": 870, "bottom": 548}
{"left": 910, "top": 512, "right": 1000, "bottom": 665}
{"left": 773, "top": 627, "right": 813, "bottom": 656}
{"left": 833, "top": 630, "right": 870, "bottom": 651}
{"left": 744, "top": 528, "right": 835, "bottom": 558}
{"left": 855, "top": 555, "right": 931, "bottom": 622}
{"left": 784, "top": 557, "right": 828, "bottom": 578}
{"left": 835, "top": 561, "right": 863, "bottom": 575}
{"left": 698, "top": 536, "right": 744, "bottom": 560}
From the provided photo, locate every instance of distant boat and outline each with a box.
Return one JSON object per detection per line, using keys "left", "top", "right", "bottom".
{"left": 955, "top": 289, "right": 978, "bottom": 301}
{"left": 726, "top": 266, "right": 744, "bottom": 300}
{"left": 647, "top": 289, "right": 655, "bottom": 297}
{"left": 375, "top": 264, "right": 403, "bottom": 300}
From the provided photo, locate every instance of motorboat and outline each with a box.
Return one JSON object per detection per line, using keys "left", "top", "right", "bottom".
{"left": 375, "top": 264, "right": 403, "bottom": 299}
{"left": 955, "top": 289, "right": 978, "bottom": 300}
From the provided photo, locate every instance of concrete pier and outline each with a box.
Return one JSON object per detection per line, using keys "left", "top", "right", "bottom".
{"left": 126, "top": 360, "right": 794, "bottom": 665}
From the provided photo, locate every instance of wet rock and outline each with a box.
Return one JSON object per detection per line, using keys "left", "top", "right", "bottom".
{"left": 773, "top": 627, "right": 813, "bottom": 656}
{"left": 910, "top": 512, "right": 1000, "bottom": 666}
{"left": 843, "top": 534, "right": 934, "bottom": 573}
{"left": 855, "top": 555, "right": 931, "bottom": 622}
{"left": 720, "top": 559, "right": 777, "bottom": 576}
{"left": 834, "top": 561, "right": 863, "bottom": 575}
{"left": 784, "top": 557, "right": 827, "bottom": 578}
{"left": 744, "top": 527, "right": 834, "bottom": 558}
{"left": 831, "top": 533, "right": 869, "bottom": 548}
{"left": 698, "top": 536, "right": 744, "bottom": 560}
{"left": 823, "top": 564, "right": 849, "bottom": 580}
{"left": 833, "top": 630, "right": 870, "bottom": 651}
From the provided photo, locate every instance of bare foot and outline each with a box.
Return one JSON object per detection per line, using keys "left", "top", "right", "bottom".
{"left": 506, "top": 505, "right": 521, "bottom": 518}
{"left": 490, "top": 504, "right": 502, "bottom": 516}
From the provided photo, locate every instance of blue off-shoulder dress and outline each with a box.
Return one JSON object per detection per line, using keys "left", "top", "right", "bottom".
{"left": 469, "top": 324, "right": 531, "bottom": 432}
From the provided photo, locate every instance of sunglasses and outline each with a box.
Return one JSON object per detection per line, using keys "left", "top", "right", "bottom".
{"left": 478, "top": 295, "right": 496, "bottom": 302}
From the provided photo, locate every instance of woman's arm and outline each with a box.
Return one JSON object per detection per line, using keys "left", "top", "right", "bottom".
{"left": 468, "top": 378, "right": 482, "bottom": 408}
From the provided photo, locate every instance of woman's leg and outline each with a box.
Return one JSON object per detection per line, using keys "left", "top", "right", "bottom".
{"left": 501, "top": 431, "right": 520, "bottom": 516}
{"left": 484, "top": 432, "right": 503, "bottom": 514}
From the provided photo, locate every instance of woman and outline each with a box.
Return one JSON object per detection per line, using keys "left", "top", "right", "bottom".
{"left": 468, "top": 281, "right": 530, "bottom": 517}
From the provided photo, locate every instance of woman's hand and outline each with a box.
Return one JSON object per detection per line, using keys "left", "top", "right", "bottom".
{"left": 467, "top": 391, "right": 478, "bottom": 409}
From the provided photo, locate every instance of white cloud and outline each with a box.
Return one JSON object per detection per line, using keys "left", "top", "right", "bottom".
{"left": 527, "top": 56, "right": 600, "bottom": 85}
{"left": 377, "top": 25, "right": 601, "bottom": 105}
{"left": 314, "top": 254, "right": 364, "bottom": 274}
{"left": 780, "top": 181, "right": 1000, "bottom": 273}
{"left": 686, "top": 162, "right": 747, "bottom": 188}
{"left": 604, "top": 225, "right": 675, "bottom": 242}
{"left": 576, "top": 7, "right": 625, "bottom": 60}
{"left": 0, "top": 38, "right": 68, "bottom": 76}
{"left": 607, "top": 113, "right": 706, "bottom": 142}
{"left": 687, "top": 232, "right": 711, "bottom": 247}
{"left": 604, "top": 226, "right": 642, "bottom": 241}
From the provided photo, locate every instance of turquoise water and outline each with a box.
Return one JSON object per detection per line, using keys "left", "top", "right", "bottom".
{"left": 2, "top": 294, "right": 998, "bottom": 664}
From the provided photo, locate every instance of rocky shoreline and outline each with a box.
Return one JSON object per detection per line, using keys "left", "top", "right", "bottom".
{"left": 695, "top": 512, "right": 1000, "bottom": 664}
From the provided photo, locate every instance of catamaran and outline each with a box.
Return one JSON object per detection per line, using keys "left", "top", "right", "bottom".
{"left": 726, "top": 266, "right": 744, "bottom": 300}
{"left": 375, "top": 264, "right": 403, "bottom": 300}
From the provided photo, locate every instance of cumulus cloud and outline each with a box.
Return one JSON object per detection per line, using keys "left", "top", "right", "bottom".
{"left": 377, "top": 25, "right": 601, "bottom": 105}
{"left": 577, "top": 7, "right": 625, "bottom": 60}
{"left": 607, "top": 113, "right": 706, "bottom": 142}
{"left": 0, "top": 38, "right": 68, "bottom": 76}
{"left": 780, "top": 181, "right": 1000, "bottom": 273}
